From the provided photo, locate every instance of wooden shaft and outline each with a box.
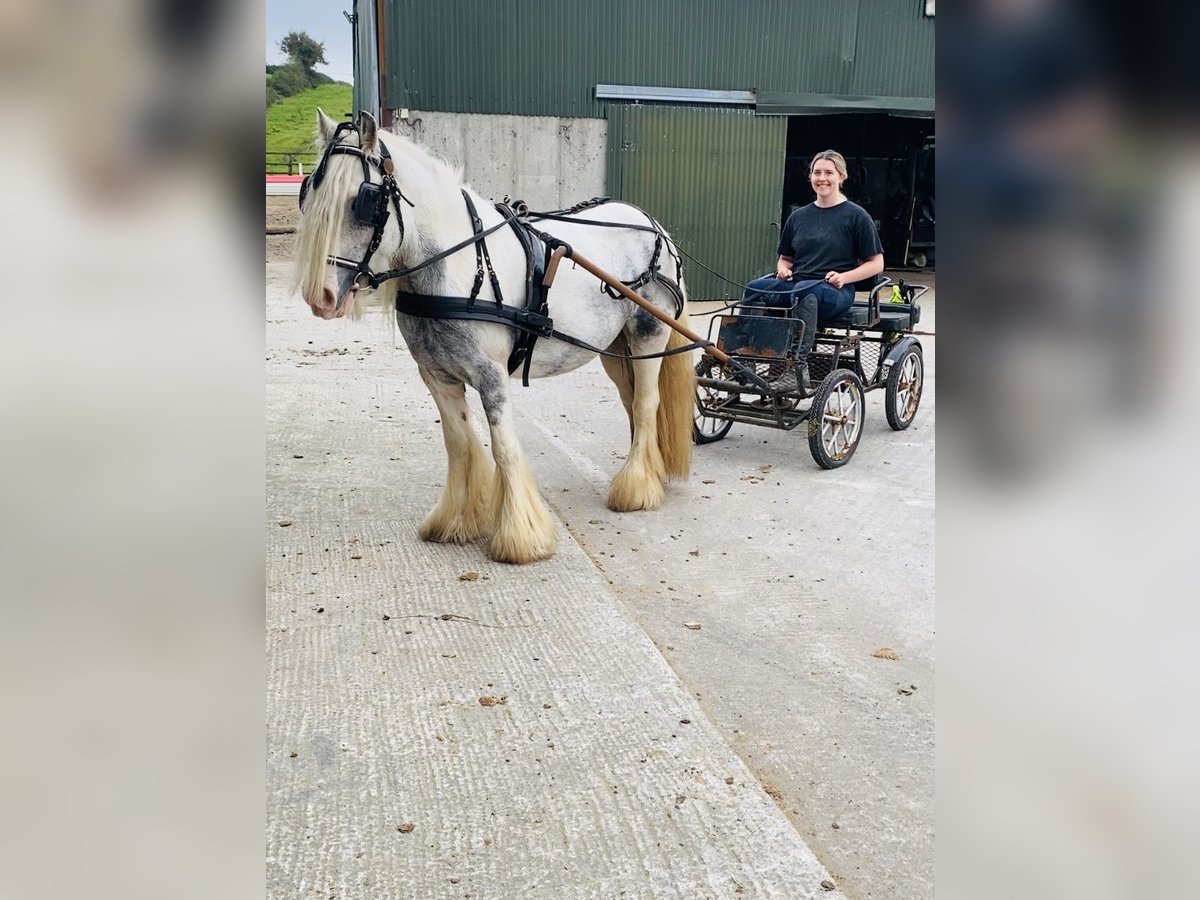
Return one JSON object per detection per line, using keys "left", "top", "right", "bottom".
{"left": 542, "top": 245, "right": 568, "bottom": 288}
{"left": 546, "top": 247, "right": 734, "bottom": 365}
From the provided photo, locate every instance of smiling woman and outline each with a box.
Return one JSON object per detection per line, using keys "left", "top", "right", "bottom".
{"left": 739, "top": 149, "right": 885, "bottom": 389}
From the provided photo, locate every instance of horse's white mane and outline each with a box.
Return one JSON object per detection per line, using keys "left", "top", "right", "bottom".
{"left": 291, "top": 129, "right": 357, "bottom": 303}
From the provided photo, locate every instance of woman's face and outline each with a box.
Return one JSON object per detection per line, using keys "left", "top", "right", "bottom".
{"left": 810, "top": 159, "right": 845, "bottom": 201}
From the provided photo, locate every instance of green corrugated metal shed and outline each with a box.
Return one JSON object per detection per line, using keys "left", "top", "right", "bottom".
{"left": 607, "top": 106, "right": 786, "bottom": 301}
{"left": 383, "top": 0, "right": 934, "bottom": 118}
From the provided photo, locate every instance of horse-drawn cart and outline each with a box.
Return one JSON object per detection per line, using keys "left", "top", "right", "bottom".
{"left": 693, "top": 278, "right": 929, "bottom": 468}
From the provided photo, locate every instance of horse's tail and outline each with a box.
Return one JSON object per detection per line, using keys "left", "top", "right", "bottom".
{"left": 657, "top": 310, "right": 695, "bottom": 479}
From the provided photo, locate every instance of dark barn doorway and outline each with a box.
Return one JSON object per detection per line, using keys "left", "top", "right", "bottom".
{"left": 783, "top": 114, "right": 935, "bottom": 269}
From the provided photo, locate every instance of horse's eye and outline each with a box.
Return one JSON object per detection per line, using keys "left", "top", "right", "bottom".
{"left": 298, "top": 176, "right": 311, "bottom": 212}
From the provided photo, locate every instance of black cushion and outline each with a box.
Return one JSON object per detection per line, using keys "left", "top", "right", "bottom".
{"left": 824, "top": 300, "right": 920, "bottom": 331}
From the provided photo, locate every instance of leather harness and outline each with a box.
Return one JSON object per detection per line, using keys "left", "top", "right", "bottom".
{"left": 300, "top": 125, "right": 697, "bottom": 386}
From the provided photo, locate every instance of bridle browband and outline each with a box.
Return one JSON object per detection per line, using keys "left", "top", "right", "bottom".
{"left": 299, "top": 121, "right": 415, "bottom": 290}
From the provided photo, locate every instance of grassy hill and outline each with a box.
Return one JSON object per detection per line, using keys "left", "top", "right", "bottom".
{"left": 266, "top": 83, "right": 353, "bottom": 172}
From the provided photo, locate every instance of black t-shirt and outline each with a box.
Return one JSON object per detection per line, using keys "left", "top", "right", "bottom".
{"left": 776, "top": 200, "right": 882, "bottom": 280}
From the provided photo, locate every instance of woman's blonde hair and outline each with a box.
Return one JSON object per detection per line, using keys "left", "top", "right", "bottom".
{"left": 810, "top": 150, "right": 848, "bottom": 180}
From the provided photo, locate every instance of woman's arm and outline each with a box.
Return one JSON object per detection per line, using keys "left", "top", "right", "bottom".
{"left": 775, "top": 255, "right": 794, "bottom": 279}
{"left": 824, "top": 253, "right": 884, "bottom": 288}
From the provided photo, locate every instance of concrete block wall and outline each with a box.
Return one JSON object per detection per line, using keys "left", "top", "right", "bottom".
{"left": 390, "top": 111, "right": 607, "bottom": 211}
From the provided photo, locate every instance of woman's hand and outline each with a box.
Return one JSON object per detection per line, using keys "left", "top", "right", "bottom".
{"left": 775, "top": 265, "right": 793, "bottom": 280}
{"left": 824, "top": 270, "right": 846, "bottom": 288}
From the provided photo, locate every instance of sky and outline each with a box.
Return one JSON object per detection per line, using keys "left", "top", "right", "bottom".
{"left": 266, "top": 0, "right": 355, "bottom": 83}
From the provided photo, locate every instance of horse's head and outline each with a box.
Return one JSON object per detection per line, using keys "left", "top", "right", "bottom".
{"left": 293, "top": 109, "right": 409, "bottom": 319}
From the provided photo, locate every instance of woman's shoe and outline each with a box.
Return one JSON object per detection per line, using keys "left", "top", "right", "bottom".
{"left": 796, "top": 361, "right": 811, "bottom": 393}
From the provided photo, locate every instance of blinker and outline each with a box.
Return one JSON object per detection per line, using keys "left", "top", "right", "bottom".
{"left": 352, "top": 182, "right": 386, "bottom": 226}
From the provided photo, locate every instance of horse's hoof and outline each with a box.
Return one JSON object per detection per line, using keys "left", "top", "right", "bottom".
{"left": 606, "top": 478, "right": 665, "bottom": 513}
{"left": 606, "top": 496, "right": 663, "bottom": 513}
{"left": 418, "top": 518, "right": 486, "bottom": 544}
{"left": 488, "top": 533, "right": 556, "bottom": 564}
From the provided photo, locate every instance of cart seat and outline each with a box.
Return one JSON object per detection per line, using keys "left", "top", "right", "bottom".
{"left": 825, "top": 299, "right": 920, "bottom": 332}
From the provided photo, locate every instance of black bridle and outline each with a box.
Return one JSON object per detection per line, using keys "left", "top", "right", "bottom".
{"left": 300, "top": 121, "right": 523, "bottom": 291}
{"left": 298, "top": 121, "right": 415, "bottom": 289}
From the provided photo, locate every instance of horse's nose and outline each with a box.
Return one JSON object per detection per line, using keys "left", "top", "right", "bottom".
{"left": 307, "top": 284, "right": 340, "bottom": 319}
{"left": 307, "top": 272, "right": 342, "bottom": 319}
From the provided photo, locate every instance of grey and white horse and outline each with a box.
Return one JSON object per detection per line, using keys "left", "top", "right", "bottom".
{"left": 293, "top": 111, "right": 694, "bottom": 563}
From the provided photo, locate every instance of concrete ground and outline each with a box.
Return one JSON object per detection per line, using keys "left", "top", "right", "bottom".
{"left": 267, "top": 258, "right": 934, "bottom": 899}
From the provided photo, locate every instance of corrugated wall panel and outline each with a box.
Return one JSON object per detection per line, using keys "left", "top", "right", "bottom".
{"left": 383, "top": 0, "right": 933, "bottom": 118}
{"left": 608, "top": 106, "right": 786, "bottom": 301}
{"left": 851, "top": 0, "right": 937, "bottom": 99}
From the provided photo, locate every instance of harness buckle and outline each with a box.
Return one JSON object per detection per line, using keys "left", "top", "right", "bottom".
{"left": 513, "top": 309, "right": 554, "bottom": 336}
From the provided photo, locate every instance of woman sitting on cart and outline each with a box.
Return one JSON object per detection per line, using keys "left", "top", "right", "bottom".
{"left": 742, "top": 150, "right": 885, "bottom": 390}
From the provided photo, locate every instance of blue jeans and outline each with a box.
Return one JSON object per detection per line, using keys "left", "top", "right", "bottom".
{"left": 741, "top": 276, "right": 854, "bottom": 356}
{"left": 741, "top": 276, "right": 854, "bottom": 318}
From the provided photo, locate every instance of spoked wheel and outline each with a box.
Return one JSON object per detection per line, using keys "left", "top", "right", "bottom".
{"left": 693, "top": 357, "right": 734, "bottom": 444}
{"left": 885, "top": 344, "right": 924, "bottom": 431}
{"left": 808, "top": 370, "right": 865, "bottom": 469}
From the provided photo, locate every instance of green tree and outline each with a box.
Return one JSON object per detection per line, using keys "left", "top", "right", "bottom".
{"left": 279, "top": 31, "right": 327, "bottom": 72}
{"left": 268, "top": 62, "right": 309, "bottom": 99}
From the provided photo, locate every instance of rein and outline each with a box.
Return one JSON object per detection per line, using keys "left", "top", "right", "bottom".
{"left": 370, "top": 217, "right": 513, "bottom": 287}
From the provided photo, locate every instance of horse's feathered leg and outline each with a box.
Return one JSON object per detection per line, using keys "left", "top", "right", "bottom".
{"left": 416, "top": 369, "right": 494, "bottom": 544}
{"left": 479, "top": 366, "right": 557, "bottom": 564}
{"left": 607, "top": 351, "right": 669, "bottom": 513}
{"left": 607, "top": 304, "right": 695, "bottom": 510}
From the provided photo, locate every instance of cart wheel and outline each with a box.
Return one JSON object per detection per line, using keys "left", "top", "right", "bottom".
{"left": 694, "top": 358, "right": 734, "bottom": 444}
{"left": 885, "top": 345, "right": 924, "bottom": 431}
{"left": 808, "top": 370, "right": 865, "bottom": 469}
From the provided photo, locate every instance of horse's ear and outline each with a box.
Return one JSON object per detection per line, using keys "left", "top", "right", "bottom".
{"left": 358, "top": 111, "right": 378, "bottom": 152}
{"left": 315, "top": 108, "right": 338, "bottom": 146}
